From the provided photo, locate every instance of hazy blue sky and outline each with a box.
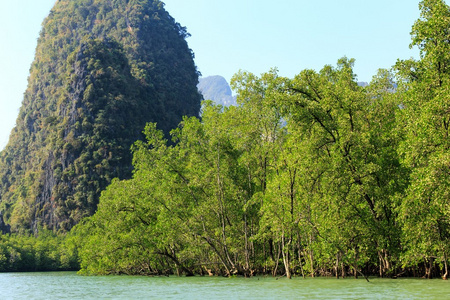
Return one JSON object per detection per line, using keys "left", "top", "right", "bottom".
{"left": 0, "top": 0, "right": 425, "bottom": 150}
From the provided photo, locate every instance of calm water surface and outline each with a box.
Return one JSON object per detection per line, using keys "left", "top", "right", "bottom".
{"left": 0, "top": 272, "right": 448, "bottom": 299}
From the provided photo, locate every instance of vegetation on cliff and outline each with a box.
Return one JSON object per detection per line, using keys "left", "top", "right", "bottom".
{"left": 0, "top": 0, "right": 201, "bottom": 233}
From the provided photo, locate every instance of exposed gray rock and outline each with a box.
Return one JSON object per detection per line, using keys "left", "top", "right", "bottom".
{"left": 198, "top": 76, "right": 237, "bottom": 106}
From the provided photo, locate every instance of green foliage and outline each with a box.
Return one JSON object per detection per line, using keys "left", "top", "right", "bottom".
{"left": 0, "top": 0, "right": 201, "bottom": 233}
{"left": 2, "top": 0, "right": 450, "bottom": 280}
{"left": 74, "top": 57, "right": 407, "bottom": 278}
{"left": 395, "top": 0, "right": 450, "bottom": 279}
{"left": 75, "top": 38, "right": 447, "bottom": 277}
{"left": 0, "top": 230, "right": 79, "bottom": 272}
{"left": 74, "top": 78, "right": 286, "bottom": 275}
{"left": 274, "top": 59, "right": 407, "bottom": 278}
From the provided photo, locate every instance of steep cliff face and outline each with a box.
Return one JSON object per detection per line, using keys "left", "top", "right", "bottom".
{"left": 0, "top": 0, "right": 202, "bottom": 233}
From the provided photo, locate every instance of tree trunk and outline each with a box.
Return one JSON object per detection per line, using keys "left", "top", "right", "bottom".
{"left": 244, "top": 166, "right": 252, "bottom": 273}
{"left": 156, "top": 248, "right": 194, "bottom": 276}
{"left": 297, "top": 237, "right": 305, "bottom": 278}
{"left": 216, "top": 147, "right": 237, "bottom": 275}
{"left": 335, "top": 252, "right": 340, "bottom": 279}
{"left": 442, "top": 251, "right": 448, "bottom": 280}
{"left": 273, "top": 242, "right": 282, "bottom": 277}
{"left": 203, "top": 266, "right": 214, "bottom": 276}
{"left": 443, "top": 259, "right": 448, "bottom": 280}
{"left": 281, "top": 233, "right": 291, "bottom": 279}
{"left": 244, "top": 213, "right": 250, "bottom": 271}
{"left": 378, "top": 249, "right": 390, "bottom": 277}
{"left": 309, "top": 234, "right": 315, "bottom": 277}
{"left": 424, "top": 257, "right": 433, "bottom": 279}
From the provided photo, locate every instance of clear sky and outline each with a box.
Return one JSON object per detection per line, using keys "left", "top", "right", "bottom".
{"left": 0, "top": 0, "right": 425, "bottom": 150}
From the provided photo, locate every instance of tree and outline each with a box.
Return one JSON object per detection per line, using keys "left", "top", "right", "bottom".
{"left": 395, "top": 0, "right": 450, "bottom": 279}
{"left": 230, "top": 70, "right": 286, "bottom": 276}
{"left": 274, "top": 58, "right": 406, "bottom": 278}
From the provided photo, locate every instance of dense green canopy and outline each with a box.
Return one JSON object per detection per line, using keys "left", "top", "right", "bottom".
{"left": 72, "top": 0, "right": 450, "bottom": 279}
{"left": 1, "top": 0, "right": 450, "bottom": 280}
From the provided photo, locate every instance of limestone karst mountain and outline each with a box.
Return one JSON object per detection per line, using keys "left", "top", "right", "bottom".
{"left": 198, "top": 76, "right": 237, "bottom": 106}
{"left": 0, "top": 0, "right": 202, "bottom": 233}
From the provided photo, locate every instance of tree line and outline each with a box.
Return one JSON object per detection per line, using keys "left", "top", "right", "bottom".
{"left": 1, "top": 0, "right": 450, "bottom": 279}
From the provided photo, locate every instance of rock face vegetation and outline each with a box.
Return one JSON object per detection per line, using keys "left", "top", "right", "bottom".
{"left": 0, "top": 0, "right": 201, "bottom": 233}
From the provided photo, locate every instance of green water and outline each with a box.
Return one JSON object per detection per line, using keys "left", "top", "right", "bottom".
{"left": 1, "top": 272, "right": 448, "bottom": 299}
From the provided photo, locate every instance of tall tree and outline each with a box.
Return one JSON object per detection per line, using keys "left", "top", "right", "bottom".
{"left": 230, "top": 70, "right": 285, "bottom": 275}
{"left": 275, "top": 58, "right": 406, "bottom": 278}
{"left": 395, "top": 0, "right": 450, "bottom": 279}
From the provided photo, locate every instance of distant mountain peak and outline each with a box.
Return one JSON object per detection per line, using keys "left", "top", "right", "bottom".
{"left": 198, "top": 76, "right": 237, "bottom": 106}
